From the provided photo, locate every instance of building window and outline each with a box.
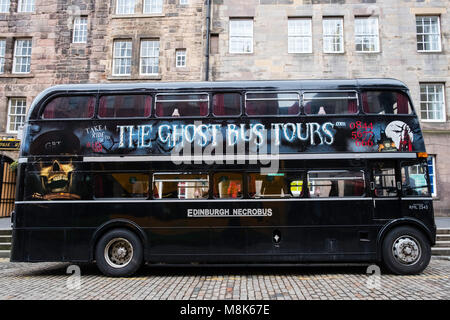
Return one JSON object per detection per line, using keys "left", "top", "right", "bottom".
{"left": 140, "top": 40, "right": 159, "bottom": 75}
{"left": 176, "top": 49, "right": 186, "bottom": 67}
{"left": 72, "top": 17, "right": 88, "bottom": 43}
{"left": 13, "top": 39, "right": 32, "bottom": 74}
{"left": 0, "top": 39, "right": 5, "bottom": 74}
{"left": 112, "top": 40, "right": 132, "bottom": 76}
{"left": 7, "top": 98, "right": 27, "bottom": 134}
{"left": 288, "top": 18, "right": 312, "bottom": 53}
{"left": 143, "top": 0, "right": 162, "bottom": 14}
{"left": 355, "top": 17, "right": 379, "bottom": 52}
{"left": 427, "top": 155, "right": 437, "bottom": 197}
{"left": 229, "top": 19, "right": 253, "bottom": 54}
{"left": 323, "top": 18, "right": 344, "bottom": 53}
{"left": 419, "top": 83, "right": 446, "bottom": 122}
{"left": 0, "top": 0, "right": 10, "bottom": 13}
{"left": 116, "top": 0, "right": 135, "bottom": 14}
{"left": 17, "top": 0, "right": 34, "bottom": 12}
{"left": 416, "top": 16, "right": 441, "bottom": 52}
{"left": 180, "top": 0, "right": 188, "bottom": 4}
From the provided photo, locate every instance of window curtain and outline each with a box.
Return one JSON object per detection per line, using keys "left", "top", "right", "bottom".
{"left": 144, "top": 96, "right": 152, "bottom": 117}
{"left": 114, "top": 96, "right": 125, "bottom": 117}
{"left": 214, "top": 94, "right": 225, "bottom": 115}
{"left": 361, "top": 93, "right": 369, "bottom": 113}
{"left": 348, "top": 99, "right": 357, "bottom": 114}
{"left": 396, "top": 93, "right": 409, "bottom": 114}
{"left": 98, "top": 97, "right": 108, "bottom": 118}
{"left": 86, "top": 97, "right": 95, "bottom": 118}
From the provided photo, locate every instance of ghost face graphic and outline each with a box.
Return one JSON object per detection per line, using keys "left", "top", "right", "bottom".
{"left": 385, "top": 121, "right": 413, "bottom": 151}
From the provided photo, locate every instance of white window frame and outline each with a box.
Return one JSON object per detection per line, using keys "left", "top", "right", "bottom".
{"left": 323, "top": 18, "right": 344, "bottom": 53}
{"left": 112, "top": 40, "right": 132, "bottom": 76}
{"left": 7, "top": 98, "right": 27, "bottom": 134}
{"left": 427, "top": 155, "right": 437, "bottom": 198}
{"left": 140, "top": 39, "right": 159, "bottom": 75}
{"left": 419, "top": 83, "right": 446, "bottom": 122}
{"left": 180, "top": 0, "right": 188, "bottom": 5}
{"left": 0, "top": 39, "right": 5, "bottom": 74}
{"left": 0, "top": 0, "right": 10, "bottom": 13}
{"left": 416, "top": 16, "right": 441, "bottom": 52}
{"left": 229, "top": 19, "right": 253, "bottom": 54}
{"left": 72, "top": 16, "right": 88, "bottom": 44}
{"left": 17, "top": 0, "right": 34, "bottom": 13}
{"left": 116, "top": 0, "right": 136, "bottom": 15}
{"left": 12, "top": 39, "right": 32, "bottom": 74}
{"left": 355, "top": 17, "right": 380, "bottom": 53}
{"left": 288, "top": 18, "right": 312, "bottom": 54}
{"left": 176, "top": 49, "right": 186, "bottom": 68}
{"left": 143, "top": 0, "right": 163, "bottom": 14}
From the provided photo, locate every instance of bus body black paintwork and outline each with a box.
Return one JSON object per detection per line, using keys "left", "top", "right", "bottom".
{"left": 11, "top": 79, "right": 436, "bottom": 265}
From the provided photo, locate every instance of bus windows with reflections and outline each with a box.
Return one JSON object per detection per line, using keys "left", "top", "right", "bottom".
{"left": 153, "top": 174, "right": 209, "bottom": 199}
{"left": 155, "top": 94, "right": 209, "bottom": 117}
{"left": 42, "top": 96, "right": 95, "bottom": 119}
{"left": 245, "top": 92, "right": 300, "bottom": 116}
{"left": 94, "top": 173, "right": 149, "bottom": 198}
{"left": 401, "top": 163, "right": 430, "bottom": 197}
{"left": 98, "top": 95, "right": 152, "bottom": 118}
{"left": 213, "top": 173, "right": 243, "bottom": 199}
{"left": 308, "top": 170, "right": 365, "bottom": 197}
{"left": 373, "top": 167, "right": 397, "bottom": 197}
{"left": 303, "top": 92, "right": 358, "bottom": 115}
{"left": 362, "top": 91, "right": 412, "bottom": 115}
{"left": 213, "top": 93, "right": 241, "bottom": 116}
{"left": 248, "top": 173, "right": 292, "bottom": 198}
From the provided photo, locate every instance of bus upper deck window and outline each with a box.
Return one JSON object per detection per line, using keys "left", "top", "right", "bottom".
{"left": 155, "top": 94, "right": 209, "bottom": 117}
{"left": 213, "top": 173, "right": 243, "bottom": 199}
{"left": 98, "top": 95, "right": 152, "bottom": 118}
{"left": 303, "top": 92, "right": 358, "bottom": 115}
{"left": 245, "top": 92, "right": 300, "bottom": 116}
{"left": 362, "top": 91, "right": 412, "bottom": 115}
{"left": 42, "top": 96, "right": 95, "bottom": 119}
{"left": 213, "top": 93, "right": 241, "bottom": 116}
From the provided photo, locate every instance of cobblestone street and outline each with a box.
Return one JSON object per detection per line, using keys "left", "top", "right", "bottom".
{"left": 0, "top": 257, "right": 449, "bottom": 300}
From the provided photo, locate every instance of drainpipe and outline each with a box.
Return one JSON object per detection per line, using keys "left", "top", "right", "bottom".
{"left": 204, "top": 0, "right": 211, "bottom": 81}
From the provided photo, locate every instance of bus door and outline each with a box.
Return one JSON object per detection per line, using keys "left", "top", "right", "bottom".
{"left": 370, "top": 161, "right": 401, "bottom": 219}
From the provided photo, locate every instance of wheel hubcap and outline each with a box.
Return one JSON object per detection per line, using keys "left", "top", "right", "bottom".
{"left": 104, "top": 238, "right": 133, "bottom": 268}
{"left": 392, "top": 236, "right": 421, "bottom": 265}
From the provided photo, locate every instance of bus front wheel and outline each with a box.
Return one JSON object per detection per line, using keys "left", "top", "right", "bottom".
{"left": 381, "top": 226, "right": 431, "bottom": 275}
{"left": 95, "top": 229, "right": 143, "bottom": 277}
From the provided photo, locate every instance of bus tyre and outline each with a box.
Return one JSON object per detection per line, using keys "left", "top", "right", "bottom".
{"left": 95, "top": 229, "right": 143, "bottom": 277}
{"left": 382, "top": 226, "right": 431, "bottom": 275}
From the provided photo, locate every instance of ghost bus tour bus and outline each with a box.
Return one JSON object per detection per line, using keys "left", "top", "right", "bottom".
{"left": 11, "top": 79, "right": 436, "bottom": 277}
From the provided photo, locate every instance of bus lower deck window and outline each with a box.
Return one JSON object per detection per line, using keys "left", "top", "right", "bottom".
{"left": 308, "top": 170, "right": 365, "bottom": 197}
{"left": 94, "top": 173, "right": 149, "bottom": 198}
{"left": 153, "top": 174, "right": 209, "bottom": 199}
{"left": 401, "top": 163, "right": 430, "bottom": 196}
{"left": 248, "top": 173, "right": 297, "bottom": 198}
{"left": 213, "top": 173, "right": 243, "bottom": 199}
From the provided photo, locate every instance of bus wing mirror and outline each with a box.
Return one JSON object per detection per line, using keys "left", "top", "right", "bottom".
{"left": 370, "top": 182, "right": 375, "bottom": 191}
{"left": 397, "top": 181, "right": 402, "bottom": 191}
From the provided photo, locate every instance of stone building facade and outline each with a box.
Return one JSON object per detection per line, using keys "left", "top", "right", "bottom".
{"left": 0, "top": 0, "right": 449, "bottom": 215}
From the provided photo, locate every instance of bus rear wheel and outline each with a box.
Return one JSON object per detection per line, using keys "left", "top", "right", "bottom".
{"left": 95, "top": 229, "right": 143, "bottom": 277}
{"left": 381, "top": 226, "right": 431, "bottom": 275}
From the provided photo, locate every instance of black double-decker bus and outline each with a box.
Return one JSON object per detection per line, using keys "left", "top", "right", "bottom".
{"left": 11, "top": 79, "right": 436, "bottom": 276}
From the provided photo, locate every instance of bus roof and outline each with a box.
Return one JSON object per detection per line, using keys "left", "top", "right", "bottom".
{"left": 35, "top": 78, "right": 409, "bottom": 95}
